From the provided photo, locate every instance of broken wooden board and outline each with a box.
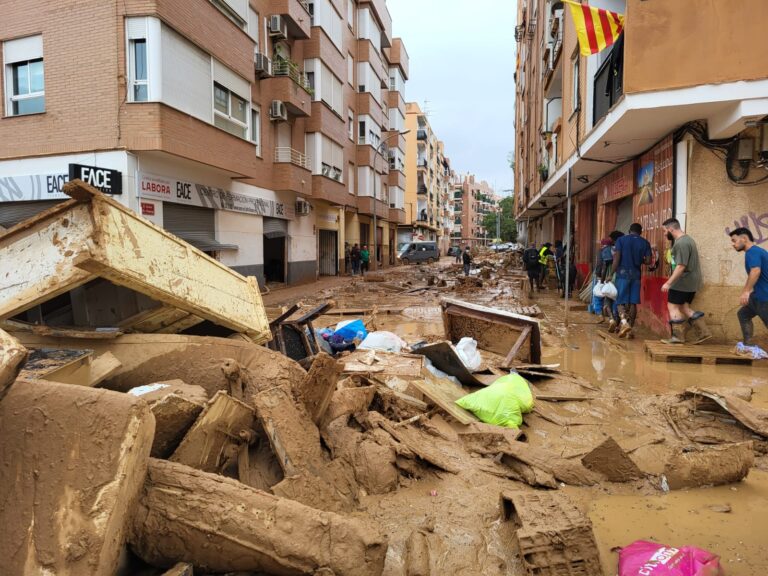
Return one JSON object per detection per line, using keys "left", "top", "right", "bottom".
{"left": 366, "top": 412, "right": 460, "bottom": 474}
{"left": 161, "top": 563, "right": 194, "bottom": 576}
{"left": 130, "top": 459, "right": 387, "bottom": 576}
{"left": 18, "top": 347, "right": 93, "bottom": 381}
{"left": 411, "top": 340, "right": 489, "bottom": 387}
{"left": 321, "top": 385, "right": 377, "bottom": 428}
{"left": 581, "top": 437, "right": 644, "bottom": 482}
{"left": 342, "top": 349, "right": 424, "bottom": 377}
{"left": 490, "top": 441, "right": 599, "bottom": 486}
{"left": 295, "top": 352, "right": 340, "bottom": 424}
{"left": 646, "top": 341, "right": 761, "bottom": 366}
{"left": 440, "top": 298, "right": 542, "bottom": 364}
{"left": 41, "top": 350, "right": 121, "bottom": 387}
{"left": 0, "top": 380, "right": 155, "bottom": 576}
{"left": 685, "top": 387, "right": 768, "bottom": 437}
{"left": 252, "top": 385, "right": 325, "bottom": 477}
{"left": 0, "top": 328, "right": 27, "bottom": 400}
{"left": 408, "top": 375, "right": 479, "bottom": 426}
{"left": 0, "top": 180, "right": 270, "bottom": 342}
{"left": 170, "top": 391, "right": 254, "bottom": 473}
{"left": 500, "top": 491, "right": 602, "bottom": 576}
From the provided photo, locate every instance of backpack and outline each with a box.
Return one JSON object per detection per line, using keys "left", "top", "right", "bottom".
{"left": 523, "top": 249, "right": 539, "bottom": 266}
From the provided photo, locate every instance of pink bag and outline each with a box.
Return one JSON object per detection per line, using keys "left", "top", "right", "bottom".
{"left": 619, "top": 540, "right": 724, "bottom": 576}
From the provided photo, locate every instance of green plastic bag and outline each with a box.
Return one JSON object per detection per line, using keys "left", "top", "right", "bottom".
{"left": 455, "top": 374, "right": 534, "bottom": 429}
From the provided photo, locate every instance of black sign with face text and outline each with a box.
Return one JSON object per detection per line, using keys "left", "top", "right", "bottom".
{"left": 68, "top": 163, "right": 123, "bottom": 195}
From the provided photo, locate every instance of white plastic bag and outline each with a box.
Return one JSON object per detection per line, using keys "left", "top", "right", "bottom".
{"left": 455, "top": 337, "right": 482, "bottom": 371}
{"left": 601, "top": 281, "right": 618, "bottom": 300}
{"left": 593, "top": 281, "right": 605, "bottom": 298}
{"left": 359, "top": 331, "right": 407, "bottom": 353}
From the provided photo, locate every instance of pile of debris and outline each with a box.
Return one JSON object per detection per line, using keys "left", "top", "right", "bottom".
{"left": 2, "top": 182, "right": 766, "bottom": 575}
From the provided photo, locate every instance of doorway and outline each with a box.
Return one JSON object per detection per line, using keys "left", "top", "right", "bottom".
{"left": 263, "top": 217, "right": 287, "bottom": 284}
{"left": 389, "top": 228, "right": 396, "bottom": 265}
{"left": 318, "top": 229, "right": 338, "bottom": 276}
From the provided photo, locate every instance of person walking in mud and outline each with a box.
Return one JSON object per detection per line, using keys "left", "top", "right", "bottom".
{"left": 462, "top": 245, "right": 472, "bottom": 276}
{"left": 455, "top": 245, "right": 462, "bottom": 264}
{"left": 538, "top": 242, "right": 553, "bottom": 289}
{"left": 360, "top": 244, "right": 370, "bottom": 275}
{"left": 601, "top": 231, "right": 623, "bottom": 332}
{"left": 523, "top": 242, "right": 541, "bottom": 293}
{"left": 350, "top": 243, "right": 361, "bottom": 276}
{"left": 730, "top": 227, "right": 768, "bottom": 345}
{"left": 612, "top": 223, "right": 652, "bottom": 338}
{"left": 660, "top": 218, "right": 711, "bottom": 344}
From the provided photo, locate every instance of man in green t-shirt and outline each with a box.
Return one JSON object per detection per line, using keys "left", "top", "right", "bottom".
{"left": 360, "top": 245, "right": 370, "bottom": 275}
{"left": 660, "top": 218, "right": 711, "bottom": 344}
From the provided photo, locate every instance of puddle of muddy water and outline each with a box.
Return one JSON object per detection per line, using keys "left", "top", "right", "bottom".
{"left": 586, "top": 470, "right": 768, "bottom": 575}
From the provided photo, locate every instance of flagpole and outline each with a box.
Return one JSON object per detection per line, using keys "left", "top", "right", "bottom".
{"left": 564, "top": 166, "right": 572, "bottom": 328}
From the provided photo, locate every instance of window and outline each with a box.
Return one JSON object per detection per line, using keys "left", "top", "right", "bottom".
{"left": 211, "top": 0, "right": 248, "bottom": 29}
{"left": 248, "top": 9, "right": 260, "bottom": 51}
{"left": 8, "top": 59, "right": 45, "bottom": 115}
{"left": 320, "top": 136, "right": 343, "bottom": 181}
{"left": 4, "top": 35, "right": 45, "bottom": 116}
{"left": 251, "top": 107, "right": 261, "bottom": 155}
{"left": 358, "top": 119, "right": 366, "bottom": 142}
{"left": 348, "top": 163, "right": 355, "bottom": 194}
{"left": 348, "top": 109, "right": 354, "bottom": 140}
{"left": 213, "top": 82, "right": 248, "bottom": 138}
{"left": 347, "top": 54, "right": 354, "bottom": 85}
{"left": 306, "top": 71, "right": 315, "bottom": 92}
{"left": 347, "top": 0, "right": 355, "bottom": 29}
{"left": 308, "top": 0, "right": 343, "bottom": 51}
{"left": 316, "top": 63, "right": 343, "bottom": 115}
{"left": 129, "top": 39, "right": 148, "bottom": 102}
{"left": 571, "top": 56, "right": 580, "bottom": 113}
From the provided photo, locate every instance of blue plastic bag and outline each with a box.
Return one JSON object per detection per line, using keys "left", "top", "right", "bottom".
{"left": 334, "top": 319, "right": 368, "bottom": 342}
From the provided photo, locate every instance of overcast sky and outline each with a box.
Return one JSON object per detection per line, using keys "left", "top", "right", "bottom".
{"left": 387, "top": 0, "right": 517, "bottom": 196}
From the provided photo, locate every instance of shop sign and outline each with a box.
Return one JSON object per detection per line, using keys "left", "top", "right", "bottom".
{"left": 140, "top": 202, "right": 155, "bottom": 216}
{"left": 0, "top": 165, "right": 122, "bottom": 202}
{"left": 139, "top": 172, "right": 294, "bottom": 220}
{"left": 68, "top": 164, "right": 122, "bottom": 195}
{"left": 596, "top": 163, "right": 634, "bottom": 205}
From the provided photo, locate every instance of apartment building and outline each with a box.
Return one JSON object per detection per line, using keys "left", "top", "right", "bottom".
{"left": 451, "top": 174, "right": 497, "bottom": 247}
{"left": 401, "top": 102, "right": 445, "bottom": 247}
{"left": 0, "top": 0, "right": 408, "bottom": 285}
{"left": 514, "top": 0, "right": 768, "bottom": 337}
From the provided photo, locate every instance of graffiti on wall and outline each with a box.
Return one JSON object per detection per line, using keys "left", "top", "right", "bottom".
{"left": 724, "top": 213, "right": 768, "bottom": 244}
{"left": 634, "top": 135, "right": 674, "bottom": 278}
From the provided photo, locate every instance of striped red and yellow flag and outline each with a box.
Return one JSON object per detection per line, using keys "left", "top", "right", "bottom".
{"left": 564, "top": 0, "right": 625, "bottom": 56}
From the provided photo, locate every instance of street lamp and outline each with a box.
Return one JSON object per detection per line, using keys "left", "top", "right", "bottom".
{"left": 374, "top": 130, "right": 410, "bottom": 270}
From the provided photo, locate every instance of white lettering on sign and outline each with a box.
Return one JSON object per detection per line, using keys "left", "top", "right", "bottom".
{"left": 80, "top": 167, "right": 112, "bottom": 189}
{"left": 139, "top": 172, "right": 295, "bottom": 220}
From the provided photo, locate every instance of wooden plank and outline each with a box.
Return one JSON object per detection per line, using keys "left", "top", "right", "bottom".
{"left": 342, "top": 350, "right": 424, "bottom": 377}
{"left": 686, "top": 387, "right": 768, "bottom": 437}
{"left": 42, "top": 350, "right": 121, "bottom": 387}
{"left": 502, "top": 325, "right": 532, "bottom": 368}
{"left": 408, "top": 375, "right": 478, "bottom": 426}
{"left": 294, "top": 352, "right": 340, "bottom": 424}
{"left": 597, "top": 330, "right": 627, "bottom": 349}
{"left": 0, "top": 328, "right": 28, "bottom": 400}
{"left": 645, "top": 341, "right": 762, "bottom": 365}
{"left": 170, "top": 391, "right": 255, "bottom": 474}
{"left": 252, "top": 386, "right": 325, "bottom": 477}
{"left": 19, "top": 348, "right": 93, "bottom": 381}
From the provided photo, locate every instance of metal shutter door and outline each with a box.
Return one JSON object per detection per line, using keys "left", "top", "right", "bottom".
{"left": 161, "top": 202, "right": 238, "bottom": 252}
{"left": 263, "top": 217, "right": 287, "bottom": 239}
{"left": 319, "top": 230, "right": 337, "bottom": 276}
{"left": 0, "top": 200, "right": 63, "bottom": 229}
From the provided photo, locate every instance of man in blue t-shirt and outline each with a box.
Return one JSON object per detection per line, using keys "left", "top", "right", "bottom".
{"left": 730, "top": 227, "right": 768, "bottom": 344}
{"left": 612, "top": 223, "right": 653, "bottom": 338}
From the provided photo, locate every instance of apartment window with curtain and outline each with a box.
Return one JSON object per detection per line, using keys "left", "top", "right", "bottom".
{"left": 320, "top": 136, "right": 343, "bottom": 181}
{"left": 571, "top": 55, "right": 580, "bottom": 113}
{"left": 214, "top": 82, "right": 248, "bottom": 138}
{"left": 347, "top": 0, "right": 355, "bottom": 29}
{"left": 4, "top": 35, "right": 45, "bottom": 116}
{"left": 128, "top": 39, "right": 148, "bottom": 102}
{"left": 251, "top": 106, "right": 261, "bottom": 155}
{"left": 348, "top": 109, "right": 354, "bottom": 140}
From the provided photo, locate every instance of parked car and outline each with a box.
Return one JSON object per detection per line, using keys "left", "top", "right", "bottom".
{"left": 490, "top": 242, "right": 513, "bottom": 253}
{"left": 398, "top": 241, "right": 439, "bottom": 264}
{"left": 447, "top": 246, "right": 461, "bottom": 257}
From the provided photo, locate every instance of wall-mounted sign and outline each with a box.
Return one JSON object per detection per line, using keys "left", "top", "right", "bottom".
{"left": 140, "top": 202, "right": 156, "bottom": 216}
{"left": 68, "top": 163, "right": 122, "bottom": 195}
{"left": 139, "top": 172, "right": 294, "bottom": 220}
{"left": 0, "top": 164, "right": 122, "bottom": 202}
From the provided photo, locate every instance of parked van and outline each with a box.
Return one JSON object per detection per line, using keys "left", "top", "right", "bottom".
{"left": 398, "top": 241, "right": 439, "bottom": 264}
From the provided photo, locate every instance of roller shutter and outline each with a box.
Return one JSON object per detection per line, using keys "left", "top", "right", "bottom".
{"left": 163, "top": 202, "right": 237, "bottom": 251}
{"left": 0, "top": 200, "right": 64, "bottom": 229}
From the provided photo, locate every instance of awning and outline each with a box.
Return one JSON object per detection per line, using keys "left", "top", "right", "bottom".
{"left": 263, "top": 218, "right": 288, "bottom": 239}
{"left": 175, "top": 231, "right": 238, "bottom": 251}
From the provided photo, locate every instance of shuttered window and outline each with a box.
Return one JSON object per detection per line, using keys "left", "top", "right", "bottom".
{"left": 0, "top": 200, "right": 62, "bottom": 229}
{"left": 163, "top": 202, "right": 237, "bottom": 252}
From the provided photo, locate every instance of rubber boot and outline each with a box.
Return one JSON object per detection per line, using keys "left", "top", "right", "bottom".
{"left": 689, "top": 312, "right": 713, "bottom": 344}
{"left": 617, "top": 318, "right": 632, "bottom": 338}
{"left": 661, "top": 320, "right": 686, "bottom": 344}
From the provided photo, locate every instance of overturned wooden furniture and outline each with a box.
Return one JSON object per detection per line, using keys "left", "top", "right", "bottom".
{"left": 268, "top": 303, "right": 332, "bottom": 361}
{"left": 645, "top": 341, "right": 762, "bottom": 366}
{"left": 0, "top": 180, "right": 270, "bottom": 343}
{"left": 440, "top": 298, "right": 542, "bottom": 365}
{"left": 500, "top": 491, "right": 602, "bottom": 576}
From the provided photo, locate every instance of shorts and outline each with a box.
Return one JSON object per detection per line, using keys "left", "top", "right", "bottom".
{"left": 615, "top": 273, "right": 642, "bottom": 305}
{"left": 667, "top": 289, "right": 696, "bottom": 305}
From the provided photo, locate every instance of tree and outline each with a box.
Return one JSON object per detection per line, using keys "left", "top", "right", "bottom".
{"left": 482, "top": 197, "right": 517, "bottom": 243}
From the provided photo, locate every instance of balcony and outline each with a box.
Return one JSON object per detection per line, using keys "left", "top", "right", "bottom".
{"left": 273, "top": 148, "right": 312, "bottom": 194}
{"left": 384, "top": 38, "right": 409, "bottom": 80}
{"left": 593, "top": 45, "right": 624, "bottom": 126}
{"left": 416, "top": 129, "right": 428, "bottom": 141}
{"left": 417, "top": 183, "right": 427, "bottom": 195}
{"left": 357, "top": 196, "right": 389, "bottom": 219}
{"left": 267, "top": 60, "right": 313, "bottom": 117}
{"left": 268, "top": 0, "right": 312, "bottom": 39}
{"left": 312, "top": 175, "right": 347, "bottom": 205}
{"left": 388, "top": 169, "right": 405, "bottom": 189}
{"left": 388, "top": 207, "right": 406, "bottom": 224}
{"left": 358, "top": 0, "right": 393, "bottom": 47}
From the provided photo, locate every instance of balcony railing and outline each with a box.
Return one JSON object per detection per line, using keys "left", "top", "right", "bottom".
{"left": 417, "top": 184, "right": 427, "bottom": 195}
{"left": 297, "top": 0, "right": 310, "bottom": 12}
{"left": 593, "top": 43, "right": 624, "bottom": 125}
{"left": 274, "top": 147, "right": 311, "bottom": 170}
{"left": 273, "top": 58, "right": 313, "bottom": 94}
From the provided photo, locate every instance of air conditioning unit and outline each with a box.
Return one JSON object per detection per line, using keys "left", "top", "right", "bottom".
{"left": 269, "top": 100, "right": 288, "bottom": 121}
{"left": 254, "top": 52, "right": 272, "bottom": 78}
{"left": 269, "top": 15, "right": 288, "bottom": 39}
{"left": 296, "top": 199, "right": 312, "bottom": 216}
